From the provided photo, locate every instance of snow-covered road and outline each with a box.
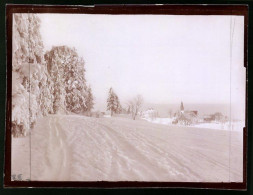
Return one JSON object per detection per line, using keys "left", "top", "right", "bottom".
{"left": 12, "top": 114, "right": 243, "bottom": 182}
{"left": 38, "top": 115, "right": 70, "bottom": 180}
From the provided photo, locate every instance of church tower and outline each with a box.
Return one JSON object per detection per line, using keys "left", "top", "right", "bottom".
{"left": 180, "top": 101, "right": 184, "bottom": 113}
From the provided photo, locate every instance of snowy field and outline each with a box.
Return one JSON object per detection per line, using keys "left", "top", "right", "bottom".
{"left": 12, "top": 115, "right": 243, "bottom": 182}
{"left": 143, "top": 117, "right": 245, "bottom": 131}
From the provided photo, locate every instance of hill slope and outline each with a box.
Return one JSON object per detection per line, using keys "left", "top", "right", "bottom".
{"left": 12, "top": 114, "right": 243, "bottom": 182}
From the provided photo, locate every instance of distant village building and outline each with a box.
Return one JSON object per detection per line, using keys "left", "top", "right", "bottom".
{"left": 203, "top": 115, "right": 214, "bottom": 122}
{"left": 142, "top": 108, "right": 159, "bottom": 120}
{"left": 173, "top": 102, "right": 199, "bottom": 125}
{"left": 203, "top": 112, "right": 226, "bottom": 122}
{"left": 212, "top": 112, "right": 224, "bottom": 121}
{"left": 184, "top": 111, "right": 198, "bottom": 118}
{"left": 171, "top": 102, "right": 227, "bottom": 126}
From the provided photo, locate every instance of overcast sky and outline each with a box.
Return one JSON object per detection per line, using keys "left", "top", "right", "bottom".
{"left": 38, "top": 14, "right": 245, "bottom": 118}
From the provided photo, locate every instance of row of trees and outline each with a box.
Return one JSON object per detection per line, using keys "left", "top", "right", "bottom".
{"left": 12, "top": 14, "right": 94, "bottom": 137}
{"left": 12, "top": 14, "right": 143, "bottom": 137}
{"left": 106, "top": 87, "right": 143, "bottom": 120}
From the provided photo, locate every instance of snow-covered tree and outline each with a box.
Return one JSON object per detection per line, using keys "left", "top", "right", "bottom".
{"left": 45, "top": 46, "right": 90, "bottom": 114}
{"left": 38, "top": 73, "right": 54, "bottom": 115}
{"left": 12, "top": 14, "right": 94, "bottom": 137}
{"left": 128, "top": 95, "right": 144, "bottom": 120}
{"left": 45, "top": 47, "right": 66, "bottom": 113}
{"left": 106, "top": 87, "right": 121, "bottom": 116}
{"left": 12, "top": 14, "right": 52, "bottom": 137}
{"left": 85, "top": 85, "right": 94, "bottom": 112}
{"left": 107, "top": 88, "right": 115, "bottom": 116}
{"left": 114, "top": 95, "right": 122, "bottom": 114}
{"left": 64, "top": 52, "right": 88, "bottom": 114}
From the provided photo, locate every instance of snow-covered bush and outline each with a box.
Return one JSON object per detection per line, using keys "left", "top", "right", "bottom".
{"left": 12, "top": 14, "right": 52, "bottom": 137}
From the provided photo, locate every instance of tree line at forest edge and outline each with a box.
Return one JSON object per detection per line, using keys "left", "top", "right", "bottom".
{"left": 12, "top": 14, "right": 94, "bottom": 137}
{"left": 12, "top": 14, "right": 143, "bottom": 137}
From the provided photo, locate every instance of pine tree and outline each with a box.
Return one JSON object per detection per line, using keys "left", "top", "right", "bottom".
{"left": 107, "top": 88, "right": 115, "bottom": 116}
{"left": 106, "top": 88, "right": 122, "bottom": 116}
{"left": 86, "top": 85, "right": 94, "bottom": 112}
{"left": 115, "top": 95, "right": 122, "bottom": 114}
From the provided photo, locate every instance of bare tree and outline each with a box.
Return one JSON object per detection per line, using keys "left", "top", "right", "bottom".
{"left": 128, "top": 95, "right": 144, "bottom": 120}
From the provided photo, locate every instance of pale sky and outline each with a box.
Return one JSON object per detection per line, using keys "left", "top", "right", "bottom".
{"left": 38, "top": 14, "right": 245, "bottom": 118}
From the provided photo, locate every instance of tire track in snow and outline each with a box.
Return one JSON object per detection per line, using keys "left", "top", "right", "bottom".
{"left": 76, "top": 119, "right": 139, "bottom": 180}
{"left": 65, "top": 117, "right": 116, "bottom": 181}
{"left": 97, "top": 121, "right": 183, "bottom": 181}
{"left": 126, "top": 129, "right": 200, "bottom": 181}
{"left": 101, "top": 118, "right": 242, "bottom": 182}
{"left": 39, "top": 115, "right": 70, "bottom": 181}
{"left": 99, "top": 120, "right": 200, "bottom": 181}
{"left": 54, "top": 115, "right": 71, "bottom": 180}
{"left": 32, "top": 115, "right": 242, "bottom": 182}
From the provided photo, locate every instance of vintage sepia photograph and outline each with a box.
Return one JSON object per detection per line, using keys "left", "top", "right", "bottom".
{"left": 9, "top": 10, "right": 246, "bottom": 185}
